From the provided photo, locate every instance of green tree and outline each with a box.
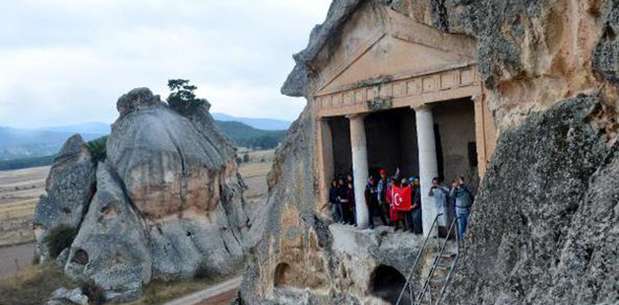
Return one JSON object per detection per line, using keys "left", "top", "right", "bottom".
{"left": 85, "top": 136, "right": 108, "bottom": 163}
{"left": 167, "top": 79, "right": 207, "bottom": 115}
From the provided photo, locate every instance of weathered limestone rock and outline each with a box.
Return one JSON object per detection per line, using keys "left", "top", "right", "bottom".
{"left": 444, "top": 96, "right": 618, "bottom": 305}
{"left": 107, "top": 88, "right": 229, "bottom": 219}
{"left": 65, "top": 162, "right": 151, "bottom": 298}
{"left": 105, "top": 88, "right": 247, "bottom": 281}
{"left": 35, "top": 87, "right": 250, "bottom": 299}
{"left": 34, "top": 134, "right": 96, "bottom": 261}
{"left": 47, "top": 287, "right": 89, "bottom": 305}
{"left": 430, "top": 0, "right": 616, "bottom": 130}
{"left": 593, "top": 1, "right": 619, "bottom": 85}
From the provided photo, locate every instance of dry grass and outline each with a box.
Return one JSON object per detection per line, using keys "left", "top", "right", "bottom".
{"left": 0, "top": 264, "right": 76, "bottom": 305}
{"left": 0, "top": 166, "right": 49, "bottom": 187}
{"left": 0, "top": 166, "right": 49, "bottom": 246}
{"left": 0, "top": 264, "right": 236, "bottom": 305}
{"left": 238, "top": 149, "right": 273, "bottom": 201}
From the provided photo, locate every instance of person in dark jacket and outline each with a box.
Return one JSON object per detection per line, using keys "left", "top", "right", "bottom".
{"left": 429, "top": 177, "right": 450, "bottom": 237}
{"left": 366, "top": 177, "right": 387, "bottom": 229}
{"left": 376, "top": 169, "right": 391, "bottom": 226}
{"left": 450, "top": 176, "right": 474, "bottom": 239}
{"left": 329, "top": 179, "right": 343, "bottom": 223}
{"left": 410, "top": 177, "right": 423, "bottom": 234}
{"left": 336, "top": 178, "right": 349, "bottom": 223}
{"left": 344, "top": 181, "right": 356, "bottom": 225}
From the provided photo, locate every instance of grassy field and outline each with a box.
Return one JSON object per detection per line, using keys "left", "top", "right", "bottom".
{"left": 0, "top": 166, "right": 48, "bottom": 247}
{"left": 0, "top": 263, "right": 238, "bottom": 305}
{"left": 0, "top": 264, "right": 76, "bottom": 305}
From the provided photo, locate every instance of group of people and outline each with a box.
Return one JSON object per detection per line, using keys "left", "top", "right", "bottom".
{"left": 328, "top": 168, "right": 475, "bottom": 238}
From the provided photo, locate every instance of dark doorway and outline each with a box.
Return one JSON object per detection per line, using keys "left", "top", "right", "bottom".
{"left": 369, "top": 265, "right": 409, "bottom": 304}
{"left": 328, "top": 116, "right": 352, "bottom": 179}
{"left": 365, "top": 108, "right": 418, "bottom": 179}
{"left": 432, "top": 98, "right": 479, "bottom": 189}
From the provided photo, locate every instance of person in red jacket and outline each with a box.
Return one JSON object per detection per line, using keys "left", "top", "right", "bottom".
{"left": 391, "top": 178, "right": 413, "bottom": 230}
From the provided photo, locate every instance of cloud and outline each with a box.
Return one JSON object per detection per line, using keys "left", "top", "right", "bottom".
{"left": 0, "top": 0, "right": 331, "bottom": 128}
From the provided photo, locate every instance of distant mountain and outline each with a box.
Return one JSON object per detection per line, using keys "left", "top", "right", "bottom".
{"left": 0, "top": 117, "right": 286, "bottom": 163}
{"left": 0, "top": 127, "right": 104, "bottom": 161}
{"left": 212, "top": 113, "right": 291, "bottom": 130}
{"left": 43, "top": 122, "right": 111, "bottom": 134}
{"left": 214, "top": 121, "right": 287, "bottom": 150}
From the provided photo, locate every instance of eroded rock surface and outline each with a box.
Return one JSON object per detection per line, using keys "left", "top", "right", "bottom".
{"left": 35, "top": 87, "right": 249, "bottom": 301}
{"left": 65, "top": 162, "right": 150, "bottom": 297}
{"left": 444, "top": 96, "right": 618, "bottom": 305}
{"left": 34, "top": 134, "right": 96, "bottom": 261}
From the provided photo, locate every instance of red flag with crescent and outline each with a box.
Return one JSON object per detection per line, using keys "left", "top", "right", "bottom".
{"left": 392, "top": 185, "right": 412, "bottom": 212}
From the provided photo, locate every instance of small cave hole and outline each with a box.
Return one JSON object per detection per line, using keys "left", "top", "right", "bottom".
{"left": 186, "top": 231, "right": 193, "bottom": 237}
{"left": 62, "top": 207, "right": 71, "bottom": 214}
{"left": 274, "top": 263, "right": 292, "bottom": 288}
{"left": 603, "top": 26, "right": 616, "bottom": 41}
{"left": 100, "top": 205, "right": 118, "bottom": 220}
{"left": 369, "top": 265, "right": 408, "bottom": 305}
{"left": 519, "top": 213, "right": 529, "bottom": 226}
{"left": 71, "top": 249, "right": 89, "bottom": 265}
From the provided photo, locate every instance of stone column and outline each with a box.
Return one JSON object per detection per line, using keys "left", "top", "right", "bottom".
{"left": 318, "top": 118, "right": 334, "bottom": 214}
{"left": 414, "top": 105, "right": 439, "bottom": 236}
{"left": 348, "top": 114, "right": 369, "bottom": 229}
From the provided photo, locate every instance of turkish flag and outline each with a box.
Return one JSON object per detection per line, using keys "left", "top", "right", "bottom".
{"left": 392, "top": 185, "right": 412, "bottom": 212}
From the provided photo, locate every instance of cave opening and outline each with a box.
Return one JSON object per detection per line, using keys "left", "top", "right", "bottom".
{"left": 274, "top": 262, "right": 291, "bottom": 288}
{"left": 369, "top": 265, "right": 409, "bottom": 304}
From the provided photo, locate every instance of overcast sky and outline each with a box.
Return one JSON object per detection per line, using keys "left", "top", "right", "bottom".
{"left": 0, "top": 0, "right": 331, "bottom": 128}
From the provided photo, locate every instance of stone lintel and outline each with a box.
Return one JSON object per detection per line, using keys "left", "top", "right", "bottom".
{"left": 314, "top": 64, "right": 480, "bottom": 119}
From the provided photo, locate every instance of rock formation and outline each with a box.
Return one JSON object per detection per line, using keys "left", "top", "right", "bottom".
{"left": 34, "top": 134, "right": 96, "bottom": 261}
{"left": 35, "top": 88, "right": 249, "bottom": 301}
{"left": 239, "top": 0, "right": 618, "bottom": 304}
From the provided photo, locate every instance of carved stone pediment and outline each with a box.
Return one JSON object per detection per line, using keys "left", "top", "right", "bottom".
{"left": 310, "top": 7, "right": 480, "bottom": 118}
{"left": 313, "top": 8, "right": 477, "bottom": 97}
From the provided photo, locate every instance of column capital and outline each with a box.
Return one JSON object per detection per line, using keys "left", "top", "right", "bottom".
{"left": 412, "top": 103, "right": 432, "bottom": 112}
{"left": 345, "top": 113, "right": 367, "bottom": 120}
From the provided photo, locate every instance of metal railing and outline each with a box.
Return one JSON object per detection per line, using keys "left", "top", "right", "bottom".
{"left": 395, "top": 213, "right": 461, "bottom": 305}
{"left": 395, "top": 213, "right": 442, "bottom": 305}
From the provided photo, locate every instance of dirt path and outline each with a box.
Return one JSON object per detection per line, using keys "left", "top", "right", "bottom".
{"left": 195, "top": 290, "right": 238, "bottom": 305}
{"left": 0, "top": 242, "right": 35, "bottom": 279}
{"left": 163, "top": 277, "right": 240, "bottom": 305}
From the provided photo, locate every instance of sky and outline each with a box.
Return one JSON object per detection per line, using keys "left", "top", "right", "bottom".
{"left": 0, "top": 0, "right": 332, "bottom": 129}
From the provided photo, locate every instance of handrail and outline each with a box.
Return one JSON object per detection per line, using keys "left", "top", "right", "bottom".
{"left": 395, "top": 213, "right": 443, "bottom": 305}
{"left": 416, "top": 215, "right": 460, "bottom": 305}
{"left": 435, "top": 217, "right": 461, "bottom": 305}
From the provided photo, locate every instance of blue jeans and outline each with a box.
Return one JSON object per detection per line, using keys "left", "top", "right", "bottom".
{"left": 332, "top": 203, "right": 343, "bottom": 223}
{"left": 456, "top": 207, "right": 471, "bottom": 239}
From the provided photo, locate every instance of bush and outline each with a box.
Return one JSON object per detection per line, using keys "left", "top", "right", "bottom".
{"left": 44, "top": 226, "right": 78, "bottom": 258}
{"left": 80, "top": 280, "right": 106, "bottom": 305}
{"left": 194, "top": 264, "right": 211, "bottom": 280}
{"left": 85, "top": 136, "right": 108, "bottom": 163}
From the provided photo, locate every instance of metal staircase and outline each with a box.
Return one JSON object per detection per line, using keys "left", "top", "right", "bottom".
{"left": 395, "top": 213, "right": 461, "bottom": 305}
